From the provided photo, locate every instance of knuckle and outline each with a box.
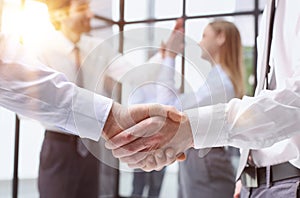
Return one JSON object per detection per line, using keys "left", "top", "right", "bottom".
{"left": 112, "top": 149, "right": 120, "bottom": 157}
{"left": 125, "top": 144, "right": 136, "bottom": 152}
{"left": 124, "top": 132, "right": 133, "bottom": 141}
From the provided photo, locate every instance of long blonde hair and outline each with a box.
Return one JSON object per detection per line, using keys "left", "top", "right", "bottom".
{"left": 209, "top": 20, "right": 245, "bottom": 98}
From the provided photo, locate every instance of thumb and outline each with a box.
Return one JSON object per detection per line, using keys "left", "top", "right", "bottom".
{"left": 148, "top": 104, "right": 184, "bottom": 123}
{"left": 176, "top": 152, "right": 186, "bottom": 161}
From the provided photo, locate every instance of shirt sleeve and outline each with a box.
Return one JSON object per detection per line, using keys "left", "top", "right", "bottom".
{"left": 0, "top": 34, "right": 113, "bottom": 141}
{"left": 186, "top": 75, "right": 300, "bottom": 149}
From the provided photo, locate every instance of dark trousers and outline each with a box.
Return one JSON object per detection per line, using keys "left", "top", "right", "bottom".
{"left": 241, "top": 177, "right": 300, "bottom": 198}
{"left": 131, "top": 168, "right": 166, "bottom": 198}
{"left": 178, "top": 147, "right": 235, "bottom": 198}
{"left": 38, "top": 132, "right": 99, "bottom": 198}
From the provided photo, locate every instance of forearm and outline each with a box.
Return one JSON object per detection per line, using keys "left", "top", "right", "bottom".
{"left": 187, "top": 80, "right": 300, "bottom": 149}
{"left": 0, "top": 36, "right": 113, "bottom": 140}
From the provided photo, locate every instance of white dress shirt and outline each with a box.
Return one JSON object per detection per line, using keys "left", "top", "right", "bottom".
{"left": 186, "top": 0, "right": 300, "bottom": 173}
{"left": 0, "top": 33, "right": 112, "bottom": 141}
{"left": 32, "top": 32, "right": 118, "bottom": 134}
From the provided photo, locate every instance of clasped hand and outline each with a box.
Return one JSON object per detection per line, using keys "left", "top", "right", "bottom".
{"left": 102, "top": 102, "right": 194, "bottom": 171}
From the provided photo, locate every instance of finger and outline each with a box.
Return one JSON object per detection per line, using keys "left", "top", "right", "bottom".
{"left": 119, "top": 151, "right": 148, "bottom": 164}
{"left": 167, "top": 108, "right": 184, "bottom": 122}
{"left": 234, "top": 194, "right": 240, "bottom": 198}
{"left": 165, "top": 147, "right": 176, "bottom": 160}
{"left": 147, "top": 104, "right": 183, "bottom": 124}
{"left": 148, "top": 103, "right": 167, "bottom": 118}
{"left": 153, "top": 149, "right": 167, "bottom": 168}
{"left": 150, "top": 104, "right": 183, "bottom": 123}
{"left": 127, "top": 103, "right": 166, "bottom": 125}
{"left": 112, "top": 134, "right": 162, "bottom": 158}
{"left": 234, "top": 180, "right": 242, "bottom": 198}
{"left": 164, "top": 148, "right": 178, "bottom": 166}
{"left": 105, "top": 117, "right": 163, "bottom": 150}
{"left": 105, "top": 127, "right": 140, "bottom": 150}
{"left": 127, "top": 104, "right": 151, "bottom": 123}
{"left": 142, "top": 155, "right": 158, "bottom": 172}
{"left": 112, "top": 138, "right": 148, "bottom": 158}
{"left": 127, "top": 162, "right": 146, "bottom": 169}
{"left": 176, "top": 152, "right": 186, "bottom": 161}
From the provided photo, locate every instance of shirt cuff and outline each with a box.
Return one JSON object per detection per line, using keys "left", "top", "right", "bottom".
{"left": 67, "top": 87, "right": 113, "bottom": 141}
{"left": 184, "top": 104, "right": 229, "bottom": 149}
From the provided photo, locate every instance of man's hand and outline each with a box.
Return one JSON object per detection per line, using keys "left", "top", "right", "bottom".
{"left": 234, "top": 180, "right": 242, "bottom": 198}
{"left": 105, "top": 110, "right": 194, "bottom": 171}
{"left": 102, "top": 102, "right": 183, "bottom": 140}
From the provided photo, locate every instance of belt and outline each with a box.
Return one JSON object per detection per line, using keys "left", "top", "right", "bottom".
{"left": 241, "top": 162, "right": 300, "bottom": 188}
{"left": 45, "top": 130, "right": 78, "bottom": 142}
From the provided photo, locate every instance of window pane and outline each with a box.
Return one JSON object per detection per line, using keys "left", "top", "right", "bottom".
{"left": 235, "top": 16, "right": 255, "bottom": 46}
{"left": 123, "top": 22, "right": 176, "bottom": 53}
{"left": 112, "top": 0, "right": 120, "bottom": 21}
{"left": 259, "top": 0, "right": 267, "bottom": 10}
{"left": 154, "top": 0, "right": 183, "bottom": 19}
{"left": 235, "top": 0, "right": 254, "bottom": 12}
{"left": 187, "top": 0, "right": 236, "bottom": 16}
{"left": 91, "top": 0, "right": 112, "bottom": 20}
{"left": 124, "top": 0, "right": 149, "bottom": 21}
{"left": 91, "top": 25, "right": 115, "bottom": 41}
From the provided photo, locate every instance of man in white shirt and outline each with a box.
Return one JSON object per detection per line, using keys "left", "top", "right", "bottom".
{"left": 106, "top": 1, "right": 300, "bottom": 197}
{"left": 32, "top": 0, "right": 125, "bottom": 197}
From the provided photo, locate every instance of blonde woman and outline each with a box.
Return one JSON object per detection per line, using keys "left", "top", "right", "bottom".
{"left": 156, "top": 19, "right": 244, "bottom": 198}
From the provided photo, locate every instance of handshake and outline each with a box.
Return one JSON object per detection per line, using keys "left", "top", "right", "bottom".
{"left": 102, "top": 102, "right": 194, "bottom": 171}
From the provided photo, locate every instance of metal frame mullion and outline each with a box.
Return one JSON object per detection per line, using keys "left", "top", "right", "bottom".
{"left": 253, "top": 0, "right": 260, "bottom": 93}
{"left": 180, "top": 0, "right": 187, "bottom": 93}
{"left": 118, "top": 0, "right": 125, "bottom": 54}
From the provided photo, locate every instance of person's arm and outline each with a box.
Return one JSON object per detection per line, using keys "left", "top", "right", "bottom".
{"left": 105, "top": 71, "right": 300, "bottom": 170}
{"left": 188, "top": 75, "right": 300, "bottom": 149}
{"left": 0, "top": 34, "right": 185, "bottom": 144}
{"left": 0, "top": 34, "right": 113, "bottom": 141}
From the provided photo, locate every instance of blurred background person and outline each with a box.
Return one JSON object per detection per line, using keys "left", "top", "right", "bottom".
{"left": 32, "top": 0, "right": 119, "bottom": 197}
{"left": 161, "top": 19, "right": 243, "bottom": 198}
